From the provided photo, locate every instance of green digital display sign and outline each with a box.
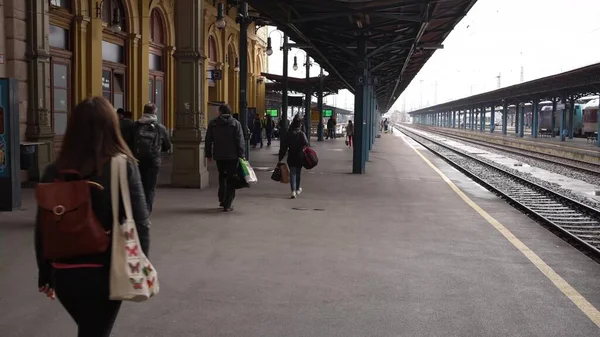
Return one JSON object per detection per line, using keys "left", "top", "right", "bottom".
{"left": 265, "top": 109, "right": 278, "bottom": 117}
{"left": 323, "top": 109, "right": 333, "bottom": 117}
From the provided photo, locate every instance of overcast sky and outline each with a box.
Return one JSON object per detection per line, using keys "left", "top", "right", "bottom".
{"left": 266, "top": 0, "right": 600, "bottom": 113}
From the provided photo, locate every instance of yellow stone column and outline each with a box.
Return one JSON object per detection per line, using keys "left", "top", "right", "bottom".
{"left": 87, "top": 16, "right": 103, "bottom": 97}
{"left": 165, "top": 45, "right": 176, "bottom": 130}
{"left": 72, "top": 15, "right": 89, "bottom": 103}
{"left": 127, "top": 33, "right": 141, "bottom": 116}
{"left": 138, "top": 0, "right": 150, "bottom": 112}
{"left": 171, "top": 0, "right": 209, "bottom": 188}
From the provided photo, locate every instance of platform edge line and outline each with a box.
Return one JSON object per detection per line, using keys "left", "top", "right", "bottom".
{"left": 399, "top": 133, "right": 600, "bottom": 329}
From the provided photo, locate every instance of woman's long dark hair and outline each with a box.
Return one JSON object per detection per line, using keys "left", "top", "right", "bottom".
{"left": 56, "top": 97, "right": 135, "bottom": 176}
{"left": 290, "top": 115, "right": 302, "bottom": 129}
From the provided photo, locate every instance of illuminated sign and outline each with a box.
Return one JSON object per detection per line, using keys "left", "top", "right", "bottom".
{"left": 265, "top": 109, "right": 278, "bottom": 117}
{"left": 323, "top": 109, "right": 333, "bottom": 117}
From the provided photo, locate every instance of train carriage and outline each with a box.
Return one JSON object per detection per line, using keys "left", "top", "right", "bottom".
{"left": 582, "top": 98, "right": 599, "bottom": 136}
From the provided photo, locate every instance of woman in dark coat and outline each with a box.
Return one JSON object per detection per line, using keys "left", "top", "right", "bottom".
{"left": 36, "top": 97, "right": 150, "bottom": 337}
{"left": 278, "top": 115, "right": 309, "bottom": 199}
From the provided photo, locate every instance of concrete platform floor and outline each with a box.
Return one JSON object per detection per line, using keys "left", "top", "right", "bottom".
{"left": 1, "top": 134, "right": 600, "bottom": 336}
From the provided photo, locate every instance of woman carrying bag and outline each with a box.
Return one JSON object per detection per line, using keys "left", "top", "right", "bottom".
{"left": 346, "top": 120, "right": 354, "bottom": 148}
{"left": 35, "top": 97, "right": 152, "bottom": 337}
{"left": 278, "top": 115, "right": 309, "bottom": 199}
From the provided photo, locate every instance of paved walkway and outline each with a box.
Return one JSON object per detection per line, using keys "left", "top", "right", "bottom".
{"left": 1, "top": 134, "right": 600, "bottom": 336}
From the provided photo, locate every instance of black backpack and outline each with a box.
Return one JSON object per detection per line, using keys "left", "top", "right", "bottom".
{"left": 134, "top": 122, "right": 161, "bottom": 161}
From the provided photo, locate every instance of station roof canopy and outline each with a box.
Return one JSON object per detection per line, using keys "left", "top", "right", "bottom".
{"left": 261, "top": 72, "right": 346, "bottom": 95}
{"left": 409, "top": 62, "right": 600, "bottom": 115}
{"left": 246, "top": 0, "right": 477, "bottom": 113}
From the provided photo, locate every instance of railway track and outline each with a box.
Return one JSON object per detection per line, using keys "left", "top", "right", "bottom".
{"left": 417, "top": 126, "right": 600, "bottom": 177}
{"left": 398, "top": 126, "right": 600, "bottom": 258}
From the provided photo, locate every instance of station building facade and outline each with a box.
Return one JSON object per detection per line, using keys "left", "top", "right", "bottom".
{"left": 0, "top": 0, "right": 267, "bottom": 179}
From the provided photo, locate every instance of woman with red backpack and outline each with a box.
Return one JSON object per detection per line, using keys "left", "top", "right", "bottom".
{"left": 35, "top": 97, "right": 151, "bottom": 337}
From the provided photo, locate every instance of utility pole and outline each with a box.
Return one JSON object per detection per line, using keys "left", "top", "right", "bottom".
{"left": 496, "top": 73, "right": 501, "bottom": 88}
{"left": 520, "top": 66, "right": 524, "bottom": 83}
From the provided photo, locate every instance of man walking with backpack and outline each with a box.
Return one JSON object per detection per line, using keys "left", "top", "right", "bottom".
{"left": 133, "top": 103, "right": 171, "bottom": 213}
{"left": 205, "top": 104, "right": 245, "bottom": 212}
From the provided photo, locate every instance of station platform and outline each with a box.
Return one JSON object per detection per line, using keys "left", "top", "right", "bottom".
{"left": 1, "top": 134, "right": 600, "bottom": 336}
{"left": 415, "top": 125, "right": 600, "bottom": 164}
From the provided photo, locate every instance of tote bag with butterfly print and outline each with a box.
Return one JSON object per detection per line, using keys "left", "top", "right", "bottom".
{"left": 109, "top": 155, "right": 159, "bottom": 302}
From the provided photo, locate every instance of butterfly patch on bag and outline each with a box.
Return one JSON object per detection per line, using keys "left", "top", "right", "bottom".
{"left": 129, "top": 277, "right": 144, "bottom": 289}
{"left": 125, "top": 244, "right": 139, "bottom": 257}
{"left": 143, "top": 264, "right": 153, "bottom": 276}
{"left": 124, "top": 228, "right": 135, "bottom": 241}
{"left": 128, "top": 261, "right": 141, "bottom": 273}
{"left": 147, "top": 277, "right": 156, "bottom": 288}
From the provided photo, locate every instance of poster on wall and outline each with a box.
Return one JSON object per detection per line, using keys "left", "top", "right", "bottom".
{"left": 0, "top": 83, "right": 7, "bottom": 178}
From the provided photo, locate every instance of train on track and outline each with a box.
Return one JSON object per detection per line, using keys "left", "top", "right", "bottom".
{"left": 582, "top": 98, "right": 599, "bottom": 137}
{"left": 535, "top": 96, "right": 597, "bottom": 137}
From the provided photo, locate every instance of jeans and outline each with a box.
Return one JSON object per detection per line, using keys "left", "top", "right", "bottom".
{"left": 252, "top": 131, "right": 263, "bottom": 147}
{"left": 54, "top": 267, "right": 122, "bottom": 337}
{"left": 289, "top": 166, "right": 302, "bottom": 192}
{"left": 347, "top": 135, "right": 353, "bottom": 147}
{"left": 327, "top": 128, "right": 335, "bottom": 139}
{"left": 217, "top": 159, "right": 238, "bottom": 208}
{"left": 266, "top": 129, "right": 273, "bottom": 146}
{"left": 138, "top": 165, "right": 160, "bottom": 214}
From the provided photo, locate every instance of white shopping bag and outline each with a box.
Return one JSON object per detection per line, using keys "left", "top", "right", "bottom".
{"left": 109, "top": 155, "right": 159, "bottom": 302}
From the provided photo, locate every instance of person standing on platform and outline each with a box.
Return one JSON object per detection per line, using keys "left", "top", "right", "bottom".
{"left": 346, "top": 120, "right": 354, "bottom": 148}
{"left": 132, "top": 103, "right": 171, "bottom": 214}
{"left": 265, "top": 114, "right": 276, "bottom": 147}
{"left": 327, "top": 117, "right": 335, "bottom": 140}
{"left": 117, "top": 109, "right": 136, "bottom": 151}
{"left": 278, "top": 115, "right": 309, "bottom": 199}
{"left": 251, "top": 114, "right": 264, "bottom": 149}
{"left": 205, "top": 104, "right": 245, "bottom": 212}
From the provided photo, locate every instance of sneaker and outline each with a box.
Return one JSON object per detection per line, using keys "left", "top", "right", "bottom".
{"left": 291, "top": 191, "right": 297, "bottom": 199}
{"left": 296, "top": 188, "right": 302, "bottom": 195}
{"left": 223, "top": 207, "right": 234, "bottom": 212}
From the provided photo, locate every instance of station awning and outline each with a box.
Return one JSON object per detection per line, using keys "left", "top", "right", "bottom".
{"left": 247, "top": 0, "right": 478, "bottom": 113}
{"left": 409, "top": 62, "right": 600, "bottom": 115}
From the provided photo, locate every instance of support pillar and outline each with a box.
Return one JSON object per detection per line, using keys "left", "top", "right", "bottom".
{"left": 25, "top": 0, "right": 54, "bottom": 180}
{"left": 490, "top": 105, "right": 495, "bottom": 133}
{"left": 481, "top": 107, "right": 486, "bottom": 131}
{"left": 568, "top": 97, "right": 575, "bottom": 139}
{"left": 238, "top": 2, "right": 250, "bottom": 159}
{"left": 560, "top": 94, "right": 567, "bottom": 142}
{"left": 532, "top": 99, "right": 539, "bottom": 138}
{"left": 304, "top": 53, "right": 311, "bottom": 145}
{"left": 551, "top": 99, "right": 557, "bottom": 136}
{"left": 515, "top": 106, "right": 519, "bottom": 135}
{"left": 518, "top": 103, "right": 525, "bottom": 138}
{"left": 352, "top": 34, "right": 367, "bottom": 174}
{"left": 502, "top": 102, "right": 508, "bottom": 135}
{"left": 171, "top": 0, "right": 209, "bottom": 188}
{"left": 317, "top": 67, "right": 324, "bottom": 141}
{"left": 280, "top": 35, "right": 289, "bottom": 141}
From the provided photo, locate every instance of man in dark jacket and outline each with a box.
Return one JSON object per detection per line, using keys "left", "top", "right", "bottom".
{"left": 264, "top": 114, "right": 275, "bottom": 146}
{"left": 252, "top": 114, "right": 264, "bottom": 148}
{"left": 205, "top": 104, "right": 245, "bottom": 212}
{"left": 117, "top": 108, "right": 136, "bottom": 150}
{"left": 326, "top": 117, "right": 334, "bottom": 139}
{"left": 132, "top": 103, "right": 171, "bottom": 214}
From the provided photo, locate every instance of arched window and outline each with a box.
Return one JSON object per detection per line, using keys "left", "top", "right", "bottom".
{"left": 49, "top": 0, "right": 73, "bottom": 151}
{"left": 208, "top": 36, "right": 217, "bottom": 62}
{"left": 149, "top": 9, "right": 166, "bottom": 124}
{"left": 102, "top": 0, "right": 126, "bottom": 32}
{"left": 208, "top": 36, "right": 218, "bottom": 102}
{"left": 102, "top": 0, "right": 127, "bottom": 110}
